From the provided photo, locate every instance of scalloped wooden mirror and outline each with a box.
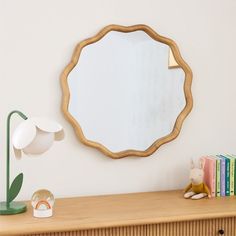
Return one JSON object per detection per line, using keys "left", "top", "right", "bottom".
{"left": 61, "top": 24, "right": 193, "bottom": 159}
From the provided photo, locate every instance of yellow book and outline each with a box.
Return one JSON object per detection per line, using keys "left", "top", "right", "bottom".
{"left": 216, "top": 157, "right": 221, "bottom": 197}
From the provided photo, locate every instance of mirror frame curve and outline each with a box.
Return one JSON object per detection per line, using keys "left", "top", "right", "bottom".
{"left": 61, "top": 24, "right": 193, "bottom": 159}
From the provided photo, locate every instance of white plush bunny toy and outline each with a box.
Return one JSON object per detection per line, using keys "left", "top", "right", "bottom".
{"left": 184, "top": 159, "right": 211, "bottom": 200}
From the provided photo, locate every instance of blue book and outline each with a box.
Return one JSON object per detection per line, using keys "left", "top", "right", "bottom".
{"left": 217, "top": 155, "right": 226, "bottom": 196}
{"left": 220, "top": 155, "right": 230, "bottom": 196}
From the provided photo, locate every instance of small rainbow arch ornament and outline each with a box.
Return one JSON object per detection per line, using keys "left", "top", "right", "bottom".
{"left": 31, "top": 189, "right": 55, "bottom": 218}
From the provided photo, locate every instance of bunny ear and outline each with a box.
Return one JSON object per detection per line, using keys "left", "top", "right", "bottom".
{"left": 190, "top": 159, "right": 195, "bottom": 169}
{"left": 13, "top": 147, "right": 22, "bottom": 159}
{"left": 200, "top": 158, "right": 205, "bottom": 169}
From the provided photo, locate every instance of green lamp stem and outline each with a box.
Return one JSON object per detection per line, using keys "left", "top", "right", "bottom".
{"left": 6, "top": 110, "right": 28, "bottom": 207}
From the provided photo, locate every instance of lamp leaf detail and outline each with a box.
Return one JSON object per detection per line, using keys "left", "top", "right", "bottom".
{"left": 8, "top": 173, "right": 23, "bottom": 203}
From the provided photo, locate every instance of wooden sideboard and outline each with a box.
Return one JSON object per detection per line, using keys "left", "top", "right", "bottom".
{"left": 0, "top": 190, "right": 236, "bottom": 236}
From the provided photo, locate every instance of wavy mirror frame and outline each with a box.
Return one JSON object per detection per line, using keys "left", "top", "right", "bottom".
{"left": 61, "top": 24, "right": 193, "bottom": 159}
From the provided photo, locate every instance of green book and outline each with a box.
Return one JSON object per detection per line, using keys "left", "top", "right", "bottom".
{"left": 235, "top": 156, "right": 236, "bottom": 195}
{"left": 225, "top": 155, "right": 235, "bottom": 196}
{"left": 225, "top": 157, "right": 231, "bottom": 196}
{"left": 228, "top": 154, "right": 236, "bottom": 195}
{"left": 234, "top": 155, "right": 236, "bottom": 196}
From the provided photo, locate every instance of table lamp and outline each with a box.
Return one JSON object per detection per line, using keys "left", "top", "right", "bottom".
{"left": 0, "top": 110, "right": 64, "bottom": 215}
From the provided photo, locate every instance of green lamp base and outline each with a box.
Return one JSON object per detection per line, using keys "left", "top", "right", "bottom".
{"left": 0, "top": 201, "right": 27, "bottom": 215}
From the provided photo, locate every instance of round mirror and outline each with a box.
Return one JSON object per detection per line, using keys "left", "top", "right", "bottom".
{"left": 61, "top": 25, "right": 193, "bottom": 158}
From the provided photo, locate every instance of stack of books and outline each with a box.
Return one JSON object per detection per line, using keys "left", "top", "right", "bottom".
{"left": 201, "top": 154, "right": 236, "bottom": 197}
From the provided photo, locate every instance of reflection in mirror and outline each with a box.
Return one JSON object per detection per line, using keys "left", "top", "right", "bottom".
{"left": 68, "top": 31, "right": 185, "bottom": 152}
{"left": 61, "top": 25, "right": 193, "bottom": 158}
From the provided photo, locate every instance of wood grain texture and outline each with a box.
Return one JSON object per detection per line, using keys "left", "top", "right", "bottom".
{"left": 60, "top": 24, "right": 193, "bottom": 159}
{"left": 28, "top": 217, "right": 236, "bottom": 236}
{"left": 1, "top": 190, "right": 236, "bottom": 235}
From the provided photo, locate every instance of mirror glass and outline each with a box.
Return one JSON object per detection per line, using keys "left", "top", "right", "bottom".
{"left": 67, "top": 30, "right": 186, "bottom": 153}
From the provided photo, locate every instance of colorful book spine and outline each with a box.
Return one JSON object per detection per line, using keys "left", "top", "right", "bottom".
{"left": 217, "top": 155, "right": 226, "bottom": 197}
{"left": 235, "top": 156, "right": 236, "bottom": 196}
{"left": 229, "top": 155, "right": 235, "bottom": 196}
{"left": 232, "top": 154, "right": 236, "bottom": 195}
{"left": 227, "top": 154, "right": 235, "bottom": 196}
{"left": 200, "top": 154, "right": 236, "bottom": 197}
{"left": 222, "top": 155, "right": 234, "bottom": 196}
{"left": 214, "top": 156, "right": 221, "bottom": 197}
{"left": 201, "top": 156, "right": 216, "bottom": 197}
{"left": 224, "top": 156, "right": 230, "bottom": 196}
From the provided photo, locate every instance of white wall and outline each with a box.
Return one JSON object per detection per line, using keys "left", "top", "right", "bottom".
{"left": 0, "top": 0, "right": 236, "bottom": 201}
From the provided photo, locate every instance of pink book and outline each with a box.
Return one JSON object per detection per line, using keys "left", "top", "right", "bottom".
{"left": 200, "top": 156, "right": 216, "bottom": 197}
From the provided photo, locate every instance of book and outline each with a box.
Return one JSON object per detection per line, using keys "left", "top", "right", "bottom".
{"left": 231, "top": 154, "right": 236, "bottom": 195}
{"left": 222, "top": 154, "right": 235, "bottom": 196}
{"left": 217, "top": 155, "right": 226, "bottom": 197}
{"left": 228, "top": 154, "right": 235, "bottom": 196}
{"left": 226, "top": 154, "right": 236, "bottom": 196}
{"left": 200, "top": 156, "right": 216, "bottom": 197}
{"left": 224, "top": 156, "right": 231, "bottom": 196}
{"left": 212, "top": 156, "right": 221, "bottom": 197}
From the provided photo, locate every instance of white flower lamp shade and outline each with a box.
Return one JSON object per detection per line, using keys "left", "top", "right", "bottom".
{"left": 12, "top": 117, "right": 64, "bottom": 158}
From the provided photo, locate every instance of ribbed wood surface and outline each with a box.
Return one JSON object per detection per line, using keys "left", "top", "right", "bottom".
{"left": 3, "top": 191, "right": 236, "bottom": 236}
{"left": 30, "top": 217, "right": 236, "bottom": 236}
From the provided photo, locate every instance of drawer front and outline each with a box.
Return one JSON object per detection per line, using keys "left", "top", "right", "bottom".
{"left": 29, "top": 217, "right": 236, "bottom": 236}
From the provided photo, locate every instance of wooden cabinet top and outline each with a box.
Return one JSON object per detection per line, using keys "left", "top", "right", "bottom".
{"left": 1, "top": 190, "right": 236, "bottom": 235}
